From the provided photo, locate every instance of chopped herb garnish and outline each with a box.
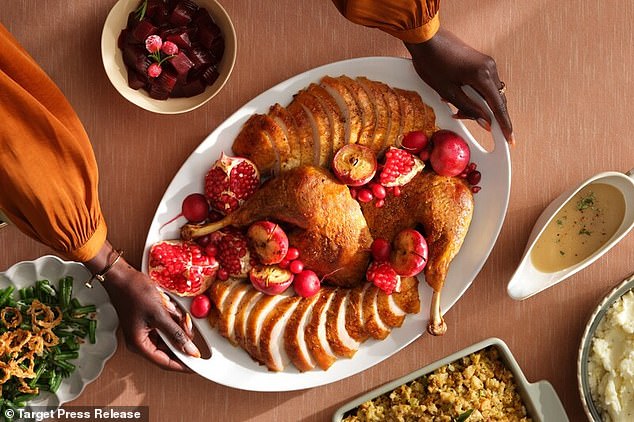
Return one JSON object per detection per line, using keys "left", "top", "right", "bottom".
{"left": 454, "top": 409, "right": 474, "bottom": 422}
{"left": 556, "top": 219, "right": 563, "bottom": 226}
{"left": 560, "top": 250, "right": 565, "bottom": 255}
{"left": 576, "top": 192, "right": 596, "bottom": 210}
{"left": 134, "top": 0, "right": 148, "bottom": 21}
{"left": 579, "top": 227, "right": 592, "bottom": 236}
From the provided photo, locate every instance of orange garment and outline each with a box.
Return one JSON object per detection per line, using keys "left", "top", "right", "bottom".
{"left": 0, "top": 24, "right": 107, "bottom": 262}
{"left": 331, "top": 0, "right": 440, "bottom": 43}
{"left": 0, "top": 2, "right": 439, "bottom": 263}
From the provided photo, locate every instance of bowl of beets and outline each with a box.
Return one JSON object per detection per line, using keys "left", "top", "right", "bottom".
{"left": 102, "top": 0, "right": 236, "bottom": 114}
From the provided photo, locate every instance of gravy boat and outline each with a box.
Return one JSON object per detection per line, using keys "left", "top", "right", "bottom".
{"left": 507, "top": 169, "right": 634, "bottom": 301}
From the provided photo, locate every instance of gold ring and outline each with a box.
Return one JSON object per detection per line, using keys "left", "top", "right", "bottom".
{"left": 498, "top": 81, "right": 506, "bottom": 96}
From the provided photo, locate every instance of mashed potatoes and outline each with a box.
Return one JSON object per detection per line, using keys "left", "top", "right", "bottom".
{"left": 588, "top": 290, "right": 634, "bottom": 422}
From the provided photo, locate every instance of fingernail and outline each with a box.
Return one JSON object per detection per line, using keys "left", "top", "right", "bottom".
{"left": 184, "top": 340, "right": 201, "bottom": 358}
{"left": 183, "top": 313, "right": 194, "bottom": 339}
{"left": 477, "top": 118, "right": 491, "bottom": 131}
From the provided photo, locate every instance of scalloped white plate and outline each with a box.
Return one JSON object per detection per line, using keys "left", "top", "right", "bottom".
{"left": 0, "top": 256, "right": 119, "bottom": 408}
{"left": 141, "top": 57, "right": 511, "bottom": 392}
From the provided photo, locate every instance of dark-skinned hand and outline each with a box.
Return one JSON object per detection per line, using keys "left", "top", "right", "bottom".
{"left": 405, "top": 27, "right": 514, "bottom": 145}
{"left": 85, "top": 242, "right": 199, "bottom": 372}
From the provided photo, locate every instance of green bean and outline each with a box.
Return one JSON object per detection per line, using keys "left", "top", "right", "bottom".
{"left": 72, "top": 305, "right": 96, "bottom": 316}
{"left": 0, "top": 286, "right": 15, "bottom": 307}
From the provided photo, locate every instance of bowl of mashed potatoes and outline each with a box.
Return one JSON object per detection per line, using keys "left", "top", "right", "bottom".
{"left": 578, "top": 274, "right": 634, "bottom": 421}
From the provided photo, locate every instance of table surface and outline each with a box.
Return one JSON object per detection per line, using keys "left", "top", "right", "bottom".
{"left": 1, "top": 1, "right": 633, "bottom": 420}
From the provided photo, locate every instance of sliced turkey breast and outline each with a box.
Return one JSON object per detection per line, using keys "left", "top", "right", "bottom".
{"left": 356, "top": 77, "right": 389, "bottom": 153}
{"left": 268, "top": 104, "right": 301, "bottom": 170}
{"left": 244, "top": 293, "right": 287, "bottom": 364}
{"left": 392, "top": 276, "right": 421, "bottom": 314}
{"left": 325, "top": 289, "right": 359, "bottom": 358}
{"left": 361, "top": 284, "right": 391, "bottom": 340}
{"left": 284, "top": 293, "right": 320, "bottom": 372}
{"left": 307, "top": 83, "right": 346, "bottom": 161}
{"left": 217, "top": 281, "right": 252, "bottom": 345}
{"left": 320, "top": 76, "right": 362, "bottom": 145}
{"left": 371, "top": 79, "right": 401, "bottom": 152}
{"left": 286, "top": 100, "right": 316, "bottom": 166}
{"left": 376, "top": 287, "right": 406, "bottom": 328}
{"left": 398, "top": 89, "right": 437, "bottom": 137}
{"left": 304, "top": 287, "right": 338, "bottom": 370}
{"left": 232, "top": 114, "right": 279, "bottom": 176}
{"left": 394, "top": 88, "right": 416, "bottom": 142}
{"left": 259, "top": 296, "right": 301, "bottom": 372}
{"left": 344, "top": 283, "right": 370, "bottom": 342}
{"left": 293, "top": 90, "right": 332, "bottom": 167}
{"left": 232, "top": 288, "right": 263, "bottom": 350}
{"left": 339, "top": 76, "right": 375, "bottom": 148}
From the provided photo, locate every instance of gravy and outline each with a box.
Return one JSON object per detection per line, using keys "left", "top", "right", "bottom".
{"left": 531, "top": 183, "right": 625, "bottom": 273}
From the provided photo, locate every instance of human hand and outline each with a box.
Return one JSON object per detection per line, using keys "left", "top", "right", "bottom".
{"left": 405, "top": 28, "right": 514, "bottom": 144}
{"left": 85, "top": 243, "right": 199, "bottom": 371}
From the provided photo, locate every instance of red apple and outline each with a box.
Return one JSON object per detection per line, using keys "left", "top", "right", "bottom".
{"left": 332, "top": 144, "right": 378, "bottom": 186}
{"left": 429, "top": 130, "right": 471, "bottom": 177}
{"left": 247, "top": 221, "right": 289, "bottom": 265}
{"left": 249, "top": 265, "right": 294, "bottom": 295}
{"left": 390, "top": 229, "right": 428, "bottom": 277}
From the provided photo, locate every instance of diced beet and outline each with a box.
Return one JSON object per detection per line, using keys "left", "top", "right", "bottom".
{"left": 166, "top": 29, "right": 192, "bottom": 49}
{"left": 187, "top": 48, "right": 213, "bottom": 69}
{"left": 145, "top": 0, "right": 162, "bottom": 18}
{"left": 169, "top": 0, "right": 199, "bottom": 26}
{"left": 131, "top": 19, "right": 157, "bottom": 42}
{"left": 197, "top": 25, "right": 217, "bottom": 50}
{"left": 174, "top": 79, "right": 206, "bottom": 97}
{"left": 169, "top": 52, "right": 195, "bottom": 81}
{"left": 127, "top": 71, "right": 147, "bottom": 90}
{"left": 123, "top": 45, "right": 152, "bottom": 76}
{"left": 150, "top": 70, "right": 178, "bottom": 99}
{"left": 118, "top": 29, "right": 129, "bottom": 49}
{"left": 150, "top": 2, "right": 170, "bottom": 25}
{"left": 158, "top": 70, "right": 178, "bottom": 91}
{"left": 200, "top": 65, "right": 219, "bottom": 86}
{"left": 209, "top": 37, "right": 225, "bottom": 62}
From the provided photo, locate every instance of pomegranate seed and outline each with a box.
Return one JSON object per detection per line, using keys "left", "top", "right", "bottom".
{"left": 468, "top": 162, "right": 477, "bottom": 172}
{"left": 349, "top": 187, "right": 358, "bottom": 199}
{"left": 375, "top": 199, "right": 385, "bottom": 208}
{"left": 218, "top": 268, "right": 229, "bottom": 280}
{"left": 285, "top": 247, "right": 300, "bottom": 261}
{"left": 357, "top": 188, "right": 374, "bottom": 203}
{"left": 204, "top": 244, "right": 217, "bottom": 257}
{"left": 279, "top": 259, "right": 290, "bottom": 269}
{"left": 196, "top": 234, "right": 211, "bottom": 248}
{"left": 289, "top": 260, "right": 304, "bottom": 274}
{"left": 467, "top": 170, "right": 482, "bottom": 185}
{"left": 393, "top": 186, "right": 401, "bottom": 197}
{"left": 471, "top": 186, "right": 482, "bottom": 193}
{"left": 371, "top": 183, "right": 386, "bottom": 199}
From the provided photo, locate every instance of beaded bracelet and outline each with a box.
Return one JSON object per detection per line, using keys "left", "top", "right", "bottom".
{"left": 85, "top": 249, "right": 124, "bottom": 288}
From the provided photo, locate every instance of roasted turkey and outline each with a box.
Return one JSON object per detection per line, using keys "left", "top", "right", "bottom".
{"left": 180, "top": 75, "right": 474, "bottom": 371}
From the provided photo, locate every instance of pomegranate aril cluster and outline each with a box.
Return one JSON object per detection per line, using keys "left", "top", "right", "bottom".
{"left": 459, "top": 162, "right": 482, "bottom": 193}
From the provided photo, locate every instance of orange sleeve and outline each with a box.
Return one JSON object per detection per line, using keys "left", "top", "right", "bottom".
{"left": 331, "top": 0, "right": 440, "bottom": 44}
{"left": 0, "top": 24, "right": 107, "bottom": 262}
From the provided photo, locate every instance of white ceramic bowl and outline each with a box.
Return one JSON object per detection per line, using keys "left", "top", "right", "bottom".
{"left": 507, "top": 169, "right": 634, "bottom": 301}
{"left": 332, "top": 338, "right": 569, "bottom": 421}
{"left": 578, "top": 274, "right": 634, "bottom": 421}
{"left": 0, "top": 256, "right": 119, "bottom": 409}
{"left": 101, "top": 0, "right": 237, "bottom": 114}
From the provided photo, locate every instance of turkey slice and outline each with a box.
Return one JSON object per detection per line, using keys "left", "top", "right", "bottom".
{"left": 325, "top": 289, "right": 359, "bottom": 358}
{"left": 259, "top": 296, "right": 301, "bottom": 372}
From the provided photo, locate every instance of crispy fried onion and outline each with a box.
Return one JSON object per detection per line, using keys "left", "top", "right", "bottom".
{"left": 0, "top": 299, "right": 64, "bottom": 392}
